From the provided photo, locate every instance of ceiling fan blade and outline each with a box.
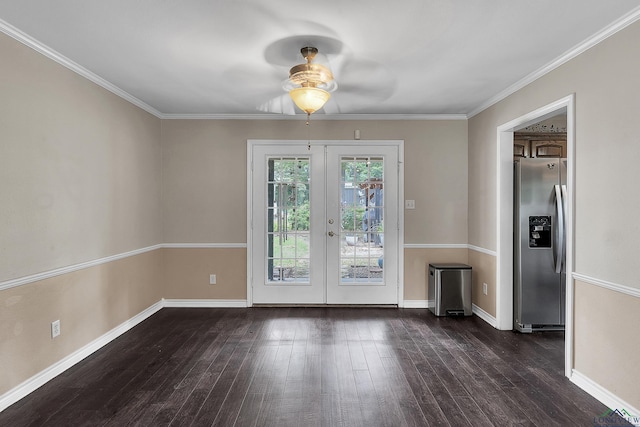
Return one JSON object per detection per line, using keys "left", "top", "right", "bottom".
{"left": 258, "top": 93, "right": 297, "bottom": 115}
{"left": 336, "top": 59, "right": 397, "bottom": 101}
{"left": 222, "top": 63, "right": 298, "bottom": 114}
{"left": 321, "top": 97, "right": 341, "bottom": 115}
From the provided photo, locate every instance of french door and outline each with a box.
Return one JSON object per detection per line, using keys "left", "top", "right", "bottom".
{"left": 249, "top": 141, "right": 400, "bottom": 305}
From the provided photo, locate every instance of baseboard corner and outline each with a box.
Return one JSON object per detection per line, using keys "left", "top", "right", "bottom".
{"left": 472, "top": 303, "right": 498, "bottom": 328}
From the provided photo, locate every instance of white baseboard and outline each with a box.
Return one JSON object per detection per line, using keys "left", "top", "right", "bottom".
{"left": 472, "top": 303, "right": 498, "bottom": 328}
{"left": 11, "top": 298, "right": 636, "bottom": 427}
{"left": 0, "top": 300, "right": 163, "bottom": 412}
{"left": 0, "top": 298, "right": 248, "bottom": 412}
{"left": 403, "top": 300, "right": 432, "bottom": 309}
{"left": 571, "top": 369, "right": 640, "bottom": 426}
{"left": 403, "top": 301, "right": 498, "bottom": 328}
{"left": 162, "top": 299, "right": 248, "bottom": 308}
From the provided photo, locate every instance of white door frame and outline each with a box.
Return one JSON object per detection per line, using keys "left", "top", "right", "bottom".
{"left": 495, "top": 94, "right": 575, "bottom": 378}
{"left": 246, "top": 139, "right": 405, "bottom": 306}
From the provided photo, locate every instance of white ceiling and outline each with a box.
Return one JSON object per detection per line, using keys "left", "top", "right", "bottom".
{"left": 1, "top": 1, "right": 639, "bottom": 118}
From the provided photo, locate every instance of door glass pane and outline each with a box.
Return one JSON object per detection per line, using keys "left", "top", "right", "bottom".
{"left": 340, "top": 157, "right": 384, "bottom": 284}
{"left": 267, "top": 157, "right": 310, "bottom": 283}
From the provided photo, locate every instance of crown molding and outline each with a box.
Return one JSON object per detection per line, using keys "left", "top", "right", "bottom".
{"left": 158, "top": 113, "right": 468, "bottom": 121}
{"left": 0, "top": 20, "right": 465, "bottom": 123}
{"left": 468, "top": 5, "right": 640, "bottom": 118}
{"left": 0, "top": 18, "right": 164, "bottom": 118}
{"left": 4, "top": 4, "right": 640, "bottom": 122}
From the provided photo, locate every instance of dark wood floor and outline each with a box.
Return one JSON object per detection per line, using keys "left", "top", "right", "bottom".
{"left": 1, "top": 308, "right": 628, "bottom": 426}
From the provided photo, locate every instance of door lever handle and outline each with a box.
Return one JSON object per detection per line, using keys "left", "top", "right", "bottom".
{"left": 328, "top": 231, "right": 335, "bottom": 237}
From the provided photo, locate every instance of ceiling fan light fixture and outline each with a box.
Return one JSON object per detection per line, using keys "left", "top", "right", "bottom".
{"left": 286, "top": 46, "right": 336, "bottom": 115}
{"left": 289, "top": 63, "right": 334, "bottom": 87}
{"left": 289, "top": 86, "right": 331, "bottom": 115}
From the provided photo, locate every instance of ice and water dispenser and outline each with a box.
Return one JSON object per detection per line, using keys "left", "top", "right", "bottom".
{"left": 428, "top": 263, "right": 472, "bottom": 317}
{"left": 529, "top": 216, "right": 552, "bottom": 248}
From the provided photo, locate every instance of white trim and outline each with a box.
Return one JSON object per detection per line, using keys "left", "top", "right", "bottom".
{"left": 495, "top": 95, "right": 576, "bottom": 378}
{"left": 247, "top": 139, "right": 404, "bottom": 306}
{"left": 0, "top": 17, "right": 465, "bottom": 123}
{"left": 402, "top": 302, "right": 498, "bottom": 326}
{"left": 0, "top": 300, "right": 163, "bottom": 412}
{"left": 467, "top": 245, "right": 497, "bottom": 257}
{"left": 163, "top": 243, "right": 247, "bottom": 249}
{"left": 570, "top": 370, "right": 640, "bottom": 426}
{"left": 573, "top": 273, "right": 640, "bottom": 299}
{"left": 403, "top": 243, "right": 468, "bottom": 250}
{"left": 0, "top": 244, "right": 253, "bottom": 292}
{"left": 397, "top": 143, "right": 405, "bottom": 308}
{"left": 0, "top": 19, "right": 163, "bottom": 118}
{"left": 160, "top": 113, "right": 467, "bottom": 121}
{"left": 468, "top": 6, "right": 640, "bottom": 118}
{"left": 0, "top": 245, "right": 163, "bottom": 292}
{"left": 162, "top": 299, "right": 248, "bottom": 308}
{"left": 246, "top": 141, "right": 254, "bottom": 307}
{"left": 403, "top": 243, "right": 498, "bottom": 256}
{"left": 403, "top": 300, "right": 430, "bottom": 309}
{"left": 249, "top": 139, "right": 405, "bottom": 147}
{"left": 4, "top": 3, "right": 640, "bottom": 123}
{"left": 472, "top": 304, "right": 498, "bottom": 328}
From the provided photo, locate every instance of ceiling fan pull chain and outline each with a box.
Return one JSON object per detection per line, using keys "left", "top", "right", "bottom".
{"left": 307, "top": 113, "right": 311, "bottom": 150}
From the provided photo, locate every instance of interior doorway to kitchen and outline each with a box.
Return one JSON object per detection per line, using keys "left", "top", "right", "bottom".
{"left": 247, "top": 140, "right": 404, "bottom": 306}
{"left": 495, "top": 95, "right": 574, "bottom": 377}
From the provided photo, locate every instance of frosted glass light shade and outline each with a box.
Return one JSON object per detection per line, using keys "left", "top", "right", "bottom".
{"left": 289, "top": 87, "right": 331, "bottom": 114}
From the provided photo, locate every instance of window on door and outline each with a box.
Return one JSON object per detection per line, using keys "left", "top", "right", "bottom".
{"left": 267, "top": 157, "right": 311, "bottom": 283}
{"left": 340, "top": 157, "right": 385, "bottom": 283}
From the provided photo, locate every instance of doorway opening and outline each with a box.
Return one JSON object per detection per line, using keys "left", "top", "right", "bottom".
{"left": 495, "top": 94, "right": 575, "bottom": 378}
{"left": 247, "top": 140, "right": 404, "bottom": 306}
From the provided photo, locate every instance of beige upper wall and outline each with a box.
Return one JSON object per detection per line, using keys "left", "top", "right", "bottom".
{"left": 161, "top": 119, "right": 468, "bottom": 245}
{"left": 0, "top": 32, "right": 163, "bottom": 282}
{"left": 469, "top": 20, "right": 640, "bottom": 288}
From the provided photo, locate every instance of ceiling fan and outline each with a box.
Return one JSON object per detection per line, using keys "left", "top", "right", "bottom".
{"left": 282, "top": 46, "right": 338, "bottom": 116}
{"left": 225, "top": 36, "right": 398, "bottom": 115}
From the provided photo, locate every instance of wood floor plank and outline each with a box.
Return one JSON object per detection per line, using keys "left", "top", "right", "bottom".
{"left": 0, "top": 308, "right": 621, "bottom": 427}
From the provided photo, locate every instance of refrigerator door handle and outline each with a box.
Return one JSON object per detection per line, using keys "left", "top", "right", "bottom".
{"left": 561, "top": 184, "right": 568, "bottom": 271}
{"left": 554, "top": 184, "right": 564, "bottom": 273}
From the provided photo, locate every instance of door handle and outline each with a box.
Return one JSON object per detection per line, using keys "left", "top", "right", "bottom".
{"left": 328, "top": 231, "right": 335, "bottom": 237}
{"left": 554, "top": 184, "right": 564, "bottom": 273}
{"left": 561, "top": 184, "right": 568, "bottom": 271}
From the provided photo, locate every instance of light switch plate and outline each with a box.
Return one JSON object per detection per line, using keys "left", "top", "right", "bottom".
{"left": 405, "top": 200, "right": 415, "bottom": 209}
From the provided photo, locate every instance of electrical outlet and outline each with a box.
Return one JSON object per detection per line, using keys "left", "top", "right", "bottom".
{"left": 51, "top": 320, "right": 61, "bottom": 338}
{"left": 483, "top": 283, "right": 488, "bottom": 295}
{"left": 405, "top": 200, "right": 415, "bottom": 209}
{"left": 209, "top": 274, "right": 217, "bottom": 285}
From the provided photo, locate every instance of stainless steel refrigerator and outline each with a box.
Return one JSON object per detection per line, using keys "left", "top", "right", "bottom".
{"left": 514, "top": 158, "right": 567, "bottom": 332}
